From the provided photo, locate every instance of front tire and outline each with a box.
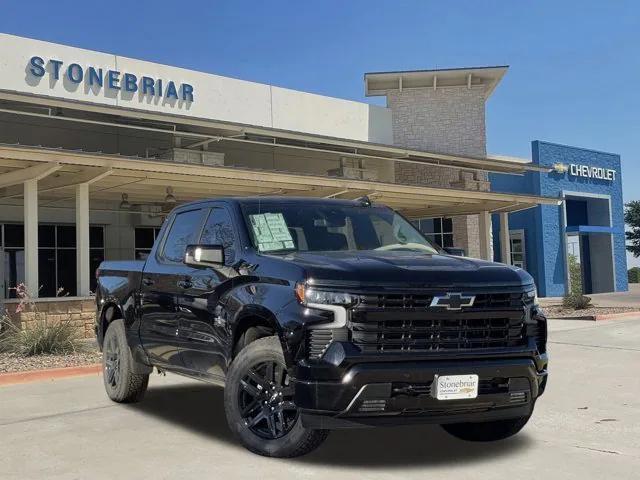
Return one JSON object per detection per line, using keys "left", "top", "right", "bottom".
{"left": 441, "top": 415, "right": 531, "bottom": 442}
{"left": 102, "top": 319, "right": 149, "bottom": 403}
{"left": 224, "top": 336, "right": 328, "bottom": 457}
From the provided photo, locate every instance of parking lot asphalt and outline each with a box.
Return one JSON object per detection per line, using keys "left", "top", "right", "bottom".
{"left": 1, "top": 318, "right": 639, "bottom": 480}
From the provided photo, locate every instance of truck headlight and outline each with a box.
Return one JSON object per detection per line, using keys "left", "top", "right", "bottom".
{"left": 525, "top": 286, "right": 538, "bottom": 306}
{"left": 295, "top": 283, "right": 354, "bottom": 306}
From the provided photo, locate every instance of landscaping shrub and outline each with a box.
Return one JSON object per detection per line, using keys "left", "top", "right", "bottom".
{"left": 0, "top": 284, "right": 84, "bottom": 356}
{"left": 628, "top": 267, "right": 640, "bottom": 284}
{"left": 562, "top": 293, "right": 592, "bottom": 310}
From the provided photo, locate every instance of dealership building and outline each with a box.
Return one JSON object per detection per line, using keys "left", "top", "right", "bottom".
{"left": 0, "top": 33, "right": 626, "bottom": 316}
{"left": 490, "top": 142, "right": 627, "bottom": 297}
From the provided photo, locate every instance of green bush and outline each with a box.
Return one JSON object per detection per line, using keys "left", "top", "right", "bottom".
{"left": 562, "top": 293, "right": 592, "bottom": 310}
{"left": 0, "top": 283, "right": 84, "bottom": 356}
{"left": 628, "top": 267, "right": 640, "bottom": 284}
{"left": 567, "top": 253, "right": 583, "bottom": 295}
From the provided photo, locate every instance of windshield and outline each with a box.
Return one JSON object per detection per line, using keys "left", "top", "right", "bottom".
{"left": 241, "top": 202, "right": 439, "bottom": 254}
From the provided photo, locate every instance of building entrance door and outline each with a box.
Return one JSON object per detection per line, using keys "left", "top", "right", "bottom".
{"left": 509, "top": 230, "right": 526, "bottom": 269}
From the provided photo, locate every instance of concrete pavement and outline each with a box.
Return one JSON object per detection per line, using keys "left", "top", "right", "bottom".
{"left": 1, "top": 318, "right": 639, "bottom": 480}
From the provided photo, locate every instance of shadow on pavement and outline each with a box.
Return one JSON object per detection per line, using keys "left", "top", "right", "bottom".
{"left": 128, "top": 382, "right": 533, "bottom": 468}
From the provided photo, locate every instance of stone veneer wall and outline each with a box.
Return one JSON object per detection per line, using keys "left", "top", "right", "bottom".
{"left": 2, "top": 297, "right": 96, "bottom": 339}
{"left": 386, "top": 85, "right": 491, "bottom": 259}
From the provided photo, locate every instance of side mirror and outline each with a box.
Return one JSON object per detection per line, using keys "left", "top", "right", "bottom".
{"left": 184, "top": 244, "right": 225, "bottom": 268}
{"left": 443, "top": 247, "right": 465, "bottom": 257}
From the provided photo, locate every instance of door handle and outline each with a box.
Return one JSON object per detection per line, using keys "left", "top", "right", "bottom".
{"left": 177, "top": 280, "right": 193, "bottom": 289}
{"left": 142, "top": 277, "right": 154, "bottom": 286}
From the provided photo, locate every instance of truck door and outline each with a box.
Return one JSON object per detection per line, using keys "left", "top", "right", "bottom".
{"left": 178, "top": 205, "right": 239, "bottom": 378}
{"left": 139, "top": 208, "right": 207, "bottom": 369}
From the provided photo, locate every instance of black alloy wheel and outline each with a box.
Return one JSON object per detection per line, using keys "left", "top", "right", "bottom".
{"left": 103, "top": 333, "right": 121, "bottom": 389}
{"left": 101, "top": 319, "right": 149, "bottom": 403}
{"left": 238, "top": 360, "right": 298, "bottom": 439}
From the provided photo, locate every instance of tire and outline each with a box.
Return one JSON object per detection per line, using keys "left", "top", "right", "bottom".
{"left": 102, "top": 319, "right": 149, "bottom": 403}
{"left": 441, "top": 415, "right": 531, "bottom": 442}
{"left": 224, "top": 336, "right": 328, "bottom": 457}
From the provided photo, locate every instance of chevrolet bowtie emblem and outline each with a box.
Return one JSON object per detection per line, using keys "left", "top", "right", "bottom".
{"left": 553, "top": 162, "right": 569, "bottom": 174}
{"left": 430, "top": 293, "right": 475, "bottom": 311}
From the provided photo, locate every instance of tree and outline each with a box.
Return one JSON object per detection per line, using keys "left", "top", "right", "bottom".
{"left": 625, "top": 201, "right": 640, "bottom": 257}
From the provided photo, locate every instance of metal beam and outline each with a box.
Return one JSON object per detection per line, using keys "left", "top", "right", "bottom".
{"left": 24, "top": 179, "right": 39, "bottom": 297}
{"left": 0, "top": 162, "right": 61, "bottom": 189}
{"left": 500, "top": 212, "right": 511, "bottom": 265}
{"left": 76, "top": 183, "right": 90, "bottom": 296}
{"left": 479, "top": 211, "right": 493, "bottom": 261}
{"left": 0, "top": 167, "right": 113, "bottom": 200}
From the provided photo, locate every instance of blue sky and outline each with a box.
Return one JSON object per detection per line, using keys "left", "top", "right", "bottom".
{"left": 2, "top": 1, "right": 639, "bottom": 257}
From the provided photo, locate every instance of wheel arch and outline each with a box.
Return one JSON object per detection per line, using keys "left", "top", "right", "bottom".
{"left": 231, "top": 306, "right": 281, "bottom": 358}
{"left": 98, "top": 302, "right": 124, "bottom": 349}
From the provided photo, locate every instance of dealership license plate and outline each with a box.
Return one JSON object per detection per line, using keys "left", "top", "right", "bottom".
{"left": 434, "top": 374, "right": 479, "bottom": 400}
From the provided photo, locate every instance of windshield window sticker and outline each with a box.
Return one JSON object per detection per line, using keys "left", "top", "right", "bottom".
{"left": 249, "top": 213, "right": 294, "bottom": 251}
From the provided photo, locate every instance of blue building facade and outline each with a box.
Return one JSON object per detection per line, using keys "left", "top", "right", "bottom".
{"left": 490, "top": 141, "right": 627, "bottom": 297}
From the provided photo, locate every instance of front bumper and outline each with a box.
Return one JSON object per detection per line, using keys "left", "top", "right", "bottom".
{"left": 293, "top": 354, "right": 548, "bottom": 429}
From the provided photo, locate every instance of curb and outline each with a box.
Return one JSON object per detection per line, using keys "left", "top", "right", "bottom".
{"left": 547, "top": 311, "right": 640, "bottom": 321}
{"left": 0, "top": 363, "right": 102, "bottom": 387}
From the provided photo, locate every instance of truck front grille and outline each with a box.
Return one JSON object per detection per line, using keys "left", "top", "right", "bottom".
{"left": 356, "top": 292, "right": 530, "bottom": 310}
{"left": 349, "top": 291, "right": 528, "bottom": 354}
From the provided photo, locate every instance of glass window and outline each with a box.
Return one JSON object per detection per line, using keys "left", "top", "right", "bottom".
{"left": 39, "top": 225, "right": 55, "bottom": 248}
{"left": 4, "top": 249, "right": 25, "bottom": 299}
{"left": 56, "top": 250, "right": 76, "bottom": 295}
{"left": 90, "top": 249, "right": 104, "bottom": 293}
{"left": 57, "top": 226, "right": 76, "bottom": 248}
{"left": 38, "top": 249, "right": 57, "bottom": 297}
{"left": 162, "top": 209, "right": 206, "bottom": 262}
{"left": 1, "top": 224, "right": 105, "bottom": 298}
{"left": 4, "top": 224, "right": 24, "bottom": 248}
{"left": 200, "top": 208, "right": 236, "bottom": 264}
{"left": 241, "top": 203, "right": 438, "bottom": 254}
{"left": 135, "top": 227, "right": 162, "bottom": 260}
{"left": 417, "top": 217, "right": 454, "bottom": 248}
{"left": 90, "top": 226, "right": 104, "bottom": 248}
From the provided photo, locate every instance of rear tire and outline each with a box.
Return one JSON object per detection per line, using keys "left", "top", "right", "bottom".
{"left": 224, "top": 336, "right": 328, "bottom": 457}
{"left": 441, "top": 415, "right": 531, "bottom": 442}
{"left": 102, "top": 319, "right": 149, "bottom": 403}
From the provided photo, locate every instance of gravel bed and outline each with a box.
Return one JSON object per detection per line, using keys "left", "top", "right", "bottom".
{"left": 0, "top": 350, "right": 102, "bottom": 374}
{"left": 542, "top": 305, "right": 639, "bottom": 318}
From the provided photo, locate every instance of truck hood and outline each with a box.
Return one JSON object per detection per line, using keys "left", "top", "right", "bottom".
{"left": 272, "top": 250, "right": 533, "bottom": 288}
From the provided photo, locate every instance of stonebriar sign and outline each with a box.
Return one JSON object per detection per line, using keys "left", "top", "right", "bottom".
{"left": 28, "top": 55, "right": 194, "bottom": 102}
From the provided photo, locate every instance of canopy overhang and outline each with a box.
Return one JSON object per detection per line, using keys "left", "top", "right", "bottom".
{"left": 0, "top": 144, "right": 561, "bottom": 219}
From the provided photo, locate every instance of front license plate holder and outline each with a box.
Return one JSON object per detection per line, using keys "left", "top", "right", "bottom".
{"left": 434, "top": 374, "right": 479, "bottom": 400}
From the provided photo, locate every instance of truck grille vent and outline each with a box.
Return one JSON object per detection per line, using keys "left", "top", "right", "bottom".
{"left": 306, "top": 329, "right": 334, "bottom": 360}
{"left": 356, "top": 292, "right": 529, "bottom": 310}
{"left": 350, "top": 313, "right": 526, "bottom": 354}
{"left": 358, "top": 399, "right": 387, "bottom": 413}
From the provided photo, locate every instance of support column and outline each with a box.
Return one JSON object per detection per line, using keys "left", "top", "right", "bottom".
{"left": 76, "top": 183, "right": 90, "bottom": 296}
{"left": 478, "top": 211, "right": 493, "bottom": 261}
{"left": 24, "top": 179, "right": 39, "bottom": 297}
{"left": 500, "top": 212, "right": 512, "bottom": 265}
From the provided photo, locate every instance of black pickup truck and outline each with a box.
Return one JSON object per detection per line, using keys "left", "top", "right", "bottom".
{"left": 95, "top": 196, "right": 548, "bottom": 457}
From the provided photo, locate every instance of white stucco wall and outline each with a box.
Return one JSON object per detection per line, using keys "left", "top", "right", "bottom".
{"left": 0, "top": 33, "right": 392, "bottom": 144}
